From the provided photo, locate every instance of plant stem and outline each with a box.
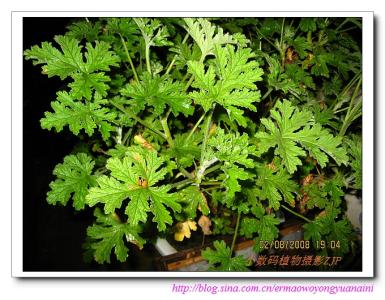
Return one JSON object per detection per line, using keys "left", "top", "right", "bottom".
{"left": 261, "top": 87, "right": 273, "bottom": 100}
{"left": 186, "top": 111, "right": 206, "bottom": 142}
{"left": 119, "top": 34, "right": 139, "bottom": 83}
{"left": 280, "top": 17, "right": 286, "bottom": 67}
{"left": 160, "top": 113, "right": 193, "bottom": 179}
{"left": 335, "top": 18, "right": 348, "bottom": 32}
{"left": 230, "top": 211, "right": 241, "bottom": 255}
{"left": 110, "top": 101, "right": 166, "bottom": 139}
{"left": 184, "top": 76, "right": 194, "bottom": 91}
{"left": 145, "top": 45, "right": 152, "bottom": 75}
{"left": 184, "top": 55, "right": 205, "bottom": 91}
{"left": 122, "top": 128, "right": 133, "bottom": 145}
{"left": 339, "top": 76, "right": 362, "bottom": 136}
{"left": 170, "top": 178, "right": 193, "bottom": 189}
{"left": 255, "top": 26, "right": 277, "bottom": 49}
{"left": 203, "top": 163, "right": 221, "bottom": 176}
{"left": 199, "top": 181, "right": 221, "bottom": 186}
{"left": 281, "top": 205, "right": 312, "bottom": 223}
{"left": 200, "top": 105, "right": 215, "bottom": 161}
{"left": 164, "top": 33, "right": 190, "bottom": 76}
{"left": 160, "top": 117, "right": 174, "bottom": 147}
{"left": 196, "top": 105, "right": 216, "bottom": 184}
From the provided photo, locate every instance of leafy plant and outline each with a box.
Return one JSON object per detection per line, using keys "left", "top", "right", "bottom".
{"left": 24, "top": 17, "right": 362, "bottom": 271}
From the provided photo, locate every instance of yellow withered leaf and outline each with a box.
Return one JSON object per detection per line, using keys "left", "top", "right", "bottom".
{"left": 174, "top": 220, "right": 197, "bottom": 242}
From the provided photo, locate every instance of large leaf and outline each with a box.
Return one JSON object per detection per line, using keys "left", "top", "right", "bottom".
{"left": 86, "top": 147, "right": 181, "bottom": 231}
{"left": 255, "top": 100, "right": 348, "bottom": 174}
{"left": 188, "top": 45, "right": 263, "bottom": 127}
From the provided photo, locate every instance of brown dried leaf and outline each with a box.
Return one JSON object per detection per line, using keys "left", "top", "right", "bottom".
{"left": 198, "top": 215, "right": 212, "bottom": 235}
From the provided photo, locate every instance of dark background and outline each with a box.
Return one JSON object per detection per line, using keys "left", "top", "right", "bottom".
{"left": 23, "top": 17, "right": 159, "bottom": 271}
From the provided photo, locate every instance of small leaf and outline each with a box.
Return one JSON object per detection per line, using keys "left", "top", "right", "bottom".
{"left": 198, "top": 215, "right": 212, "bottom": 235}
{"left": 47, "top": 153, "right": 95, "bottom": 210}
{"left": 202, "top": 240, "right": 249, "bottom": 271}
{"left": 86, "top": 208, "right": 145, "bottom": 264}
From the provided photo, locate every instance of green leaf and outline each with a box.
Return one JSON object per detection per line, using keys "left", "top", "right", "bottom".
{"left": 241, "top": 213, "right": 281, "bottom": 253}
{"left": 345, "top": 135, "right": 362, "bottom": 189}
{"left": 40, "top": 91, "right": 116, "bottom": 140}
{"left": 121, "top": 72, "right": 193, "bottom": 117}
{"left": 256, "top": 214, "right": 280, "bottom": 242}
{"left": 208, "top": 128, "right": 254, "bottom": 167}
{"left": 212, "top": 216, "right": 234, "bottom": 235}
{"left": 311, "top": 53, "right": 332, "bottom": 77}
{"left": 165, "top": 132, "right": 202, "bottom": 168}
{"left": 69, "top": 72, "right": 110, "bottom": 100}
{"left": 299, "top": 18, "right": 317, "bottom": 32}
{"left": 304, "top": 210, "right": 353, "bottom": 255}
{"left": 290, "top": 36, "right": 311, "bottom": 59}
{"left": 240, "top": 217, "right": 259, "bottom": 239}
{"left": 24, "top": 35, "right": 119, "bottom": 98}
{"left": 263, "top": 54, "right": 303, "bottom": 98}
{"left": 303, "top": 220, "right": 324, "bottom": 248}
{"left": 255, "top": 100, "right": 348, "bottom": 174}
{"left": 86, "top": 208, "right": 145, "bottom": 264}
{"left": 202, "top": 240, "right": 249, "bottom": 271}
{"left": 24, "top": 35, "right": 84, "bottom": 79}
{"left": 327, "top": 219, "right": 353, "bottom": 255}
{"left": 66, "top": 20, "right": 101, "bottom": 42}
{"left": 134, "top": 18, "right": 172, "bottom": 48}
{"left": 179, "top": 186, "right": 209, "bottom": 219}
{"left": 324, "top": 174, "right": 345, "bottom": 206}
{"left": 86, "top": 147, "right": 181, "bottom": 231}
{"left": 206, "top": 128, "right": 255, "bottom": 202}
{"left": 303, "top": 183, "right": 327, "bottom": 209}
{"left": 47, "top": 153, "right": 95, "bottom": 210}
{"left": 188, "top": 45, "right": 263, "bottom": 127}
{"left": 255, "top": 164, "right": 298, "bottom": 209}
{"left": 183, "top": 18, "right": 235, "bottom": 59}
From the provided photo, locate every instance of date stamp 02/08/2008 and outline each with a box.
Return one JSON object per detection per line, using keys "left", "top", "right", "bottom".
{"left": 254, "top": 239, "right": 344, "bottom": 268}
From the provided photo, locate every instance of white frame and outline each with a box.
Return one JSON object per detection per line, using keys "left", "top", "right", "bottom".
{"left": 11, "top": 11, "right": 374, "bottom": 277}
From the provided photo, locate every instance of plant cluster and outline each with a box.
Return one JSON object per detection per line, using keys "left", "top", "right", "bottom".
{"left": 24, "top": 17, "right": 362, "bottom": 270}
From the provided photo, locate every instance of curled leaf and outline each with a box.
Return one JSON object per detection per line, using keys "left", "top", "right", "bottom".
{"left": 134, "top": 135, "right": 155, "bottom": 150}
{"left": 198, "top": 215, "right": 212, "bottom": 235}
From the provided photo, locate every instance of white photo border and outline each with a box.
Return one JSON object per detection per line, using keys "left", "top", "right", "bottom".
{"left": 11, "top": 11, "right": 374, "bottom": 278}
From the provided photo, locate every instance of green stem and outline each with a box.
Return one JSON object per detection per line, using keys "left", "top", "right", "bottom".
{"left": 255, "top": 26, "right": 277, "bottom": 49}
{"left": 200, "top": 105, "right": 215, "bottom": 160}
{"left": 145, "top": 45, "right": 152, "bottom": 75}
{"left": 281, "top": 205, "right": 312, "bottom": 223}
{"left": 160, "top": 117, "right": 174, "bottom": 147}
{"left": 280, "top": 17, "right": 286, "bottom": 67}
{"left": 122, "top": 128, "right": 133, "bottom": 145}
{"left": 184, "top": 76, "right": 194, "bottom": 91}
{"left": 119, "top": 34, "right": 139, "bottom": 83}
{"left": 230, "top": 211, "right": 241, "bottom": 255}
{"left": 185, "top": 55, "right": 205, "bottom": 91}
{"left": 199, "top": 181, "right": 220, "bottom": 186}
{"left": 336, "top": 26, "right": 358, "bottom": 34}
{"left": 335, "top": 18, "right": 349, "bottom": 32}
{"left": 196, "top": 105, "right": 216, "bottom": 185}
{"left": 164, "top": 33, "right": 190, "bottom": 76}
{"left": 261, "top": 87, "right": 273, "bottom": 100}
{"left": 203, "top": 163, "right": 221, "bottom": 176}
{"left": 110, "top": 101, "right": 166, "bottom": 139}
{"left": 186, "top": 111, "right": 206, "bottom": 142}
{"left": 339, "top": 77, "right": 362, "bottom": 137}
{"left": 170, "top": 178, "right": 193, "bottom": 189}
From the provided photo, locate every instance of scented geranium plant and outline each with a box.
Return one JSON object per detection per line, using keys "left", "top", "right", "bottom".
{"left": 24, "top": 17, "right": 362, "bottom": 270}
